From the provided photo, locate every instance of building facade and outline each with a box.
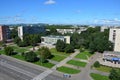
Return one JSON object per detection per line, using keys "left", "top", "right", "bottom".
{"left": 109, "top": 28, "right": 120, "bottom": 52}
{"left": 0, "top": 25, "right": 10, "bottom": 42}
{"left": 41, "top": 35, "right": 70, "bottom": 45}
{"left": 18, "top": 25, "right": 45, "bottom": 40}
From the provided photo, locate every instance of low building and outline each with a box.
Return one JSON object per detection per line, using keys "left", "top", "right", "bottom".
{"left": 103, "top": 51, "right": 120, "bottom": 64}
{"left": 0, "top": 25, "right": 10, "bottom": 42}
{"left": 56, "top": 29, "right": 76, "bottom": 34}
{"left": 18, "top": 25, "right": 45, "bottom": 40}
{"left": 109, "top": 28, "right": 120, "bottom": 52}
{"left": 41, "top": 35, "right": 70, "bottom": 45}
{"left": 56, "top": 28, "right": 87, "bottom": 34}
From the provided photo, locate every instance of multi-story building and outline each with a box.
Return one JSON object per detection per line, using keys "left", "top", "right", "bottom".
{"left": 18, "top": 25, "right": 45, "bottom": 40}
{"left": 41, "top": 35, "right": 70, "bottom": 45}
{"left": 0, "top": 25, "right": 10, "bottom": 42}
{"left": 109, "top": 28, "right": 120, "bottom": 52}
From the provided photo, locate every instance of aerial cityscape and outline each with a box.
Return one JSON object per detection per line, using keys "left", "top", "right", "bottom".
{"left": 0, "top": 0, "right": 120, "bottom": 80}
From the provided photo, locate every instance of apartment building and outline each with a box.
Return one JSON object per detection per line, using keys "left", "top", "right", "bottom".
{"left": 0, "top": 25, "right": 10, "bottom": 42}
{"left": 41, "top": 35, "right": 70, "bottom": 45}
{"left": 18, "top": 25, "right": 45, "bottom": 40}
{"left": 109, "top": 28, "right": 120, "bottom": 52}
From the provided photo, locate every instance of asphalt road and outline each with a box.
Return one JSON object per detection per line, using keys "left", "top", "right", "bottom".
{"left": 0, "top": 55, "right": 69, "bottom": 80}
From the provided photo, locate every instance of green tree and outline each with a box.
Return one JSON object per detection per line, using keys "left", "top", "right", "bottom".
{"left": 18, "top": 41, "right": 27, "bottom": 47}
{"left": 38, "top": 47, "right": 52, "bottom": 63}
{"left": 10, "top": 27, "right": 18, "bottom": 38}
{"left": 71, "top": 32, "right": 81, "bottom": 49}
{"left": 65, "top": 44, "right": 74, "bottom": 53}
{"left": 93, "top": 61, "right": 100, "bottom": 68}
{"left": 24, "top": 51, "right": 37, "bottom": 62}
{"left": 56, "top": 40, "right": 66, "bottom": 52}
{"left": 4, "top": 46, "right": 14, "bottom": 55}
{"left": 109, "top": 69, "right": 120, "bottom": 80}
{"left": 14, "top": 37, "right": 21, "bottom": 44}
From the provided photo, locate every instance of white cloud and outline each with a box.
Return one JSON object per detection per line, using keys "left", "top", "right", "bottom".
{"left": 93, "top": 18, "right": 120, "bottom": 24}
{"left": 44, "top": 0, "right": 56, "bottom": 5}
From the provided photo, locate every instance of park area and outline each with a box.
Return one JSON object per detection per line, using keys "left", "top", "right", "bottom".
{"left": 75, "top": 51, "right": 93, "bottom": 60}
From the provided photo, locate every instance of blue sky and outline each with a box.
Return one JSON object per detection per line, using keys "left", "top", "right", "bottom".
{"left": 0, "top": 0, "right": 120, "bottom": 25}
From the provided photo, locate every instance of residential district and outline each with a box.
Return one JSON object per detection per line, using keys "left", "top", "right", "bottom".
{"left": 0, "top": 24, "right": 120, "bottom": 80}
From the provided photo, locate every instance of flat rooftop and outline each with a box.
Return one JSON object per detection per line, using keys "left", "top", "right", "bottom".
{"left": 104, "top": 51, "right": 120, "bottom": 56}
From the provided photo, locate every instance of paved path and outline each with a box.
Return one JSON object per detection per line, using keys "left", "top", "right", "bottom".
{"left": 32, "top": 49, "right": 80, "bottom": 80}
{"left": 73, "top": 58, "right": 88, "bottom": 63}
{"left": 47, "top": 59, "right": 59, "bottom": 64}
{"left": 90, "top": 69, "right": 109, "bottom": 76}
{"left": 32, "top": 69, "right": 53, "bottom": 80}
{"left": 71, "top": 52, "right": 101, "bottom": 80}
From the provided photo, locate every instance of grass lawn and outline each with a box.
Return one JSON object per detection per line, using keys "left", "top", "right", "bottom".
{"left": 34, "top": 61, "right": 54, "bottom": 68}
{"left": 51, "top": 54, "right": 66, "bottom": 62}
{"left": 75, "top": 51, "right": 92, "bottom": 60}
{"left": 67, "top": 60, "right": 87, "bottom": 67}
{"left": 11, "top": 54, "right": 54, "bottom": 68}
{"left": 12, "top": 54, "right": 25, "bottom": 61}
{"left": 57, "top": 66, "right": 80, "bottom": 74}
{"left": 50, "top": 48, "right": 70, "bottom": 56}
{"left": 15, "top": 48, "right": 28, "bottom": 53}
{"left": 90, "top": 73, "right": 109, "bottom": 80}
{"left": 94, "top": 65, "right": 120, "bottom": 72}
{"left": 0, "top": 50, "right": 5, "bottom": 54}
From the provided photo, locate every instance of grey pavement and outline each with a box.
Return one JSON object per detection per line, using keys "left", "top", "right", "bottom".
{"left": 0, "top": 55, "right": 71, "bottom": 80}
{"left": 90, "top": 69, "right": 109, "bottom": 76}
{"left": 47, "top": 59, "right": 59, "bottom": 64}
{"left": 0, "top": 64, "right": 32, "bottom": 80}
{"left": 73, "top": 58, "right": 88, "bottom": 63}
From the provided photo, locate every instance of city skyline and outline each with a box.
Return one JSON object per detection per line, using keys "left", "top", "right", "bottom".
{"left": 0, "top": 0, "right": 120, "bottom": 25}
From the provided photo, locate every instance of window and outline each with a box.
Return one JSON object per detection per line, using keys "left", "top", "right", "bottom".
{"left": 113, "top": 30, "right": 116, "bottom": 32}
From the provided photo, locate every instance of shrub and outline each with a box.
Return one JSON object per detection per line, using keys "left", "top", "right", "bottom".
{"left": 94, "top": 61, "right": 100, "bottom": 68}
{"left": 24, "top": 51, "right": 37, "bottom": 62}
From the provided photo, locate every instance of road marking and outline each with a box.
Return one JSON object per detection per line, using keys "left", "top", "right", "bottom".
{"left": 0, "top": 61, "right": 36, "bottom": 78}
{"left": 32, "top": 69, "right": 53, "bottom": 80}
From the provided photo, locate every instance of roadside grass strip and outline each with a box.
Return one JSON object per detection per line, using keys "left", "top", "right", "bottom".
{"left": 57, "top": 66, "right": 80, "bottom": 74}
{"left": 34, "top": 61, "right": 54, "bottom": 68}
{"left": 90, "top": 73, "right": 109, "bottom": 80}
{"left": 67, "top": 60, "right": 87, "bottom": 67}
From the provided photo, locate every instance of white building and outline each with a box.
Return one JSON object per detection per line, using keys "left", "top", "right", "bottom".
{"left": 109, "top": 28, "right": 120, "bottom": 52}
{"left": 56, "top": 27, "right": 87, "bottom": 34}
{"left": 18, "top": 26, "right": 23, "bottom": 40}
{"left": 56, "top": 29, "right": 76, "bottom": 34}
{"left": 41, "top": 35, "right": 70, "bottom": 45}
